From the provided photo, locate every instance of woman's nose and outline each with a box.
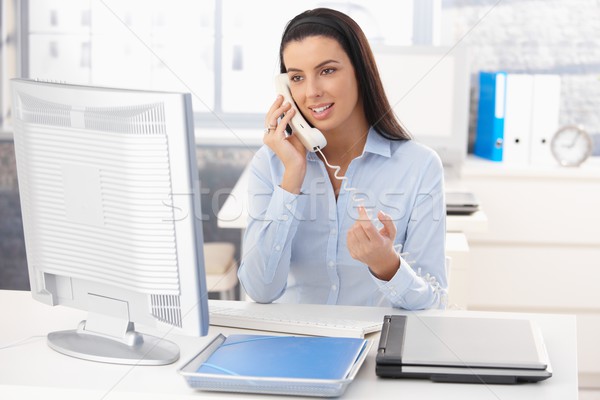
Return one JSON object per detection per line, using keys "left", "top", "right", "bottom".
{"left": 305, "top": 78, "right": 322, "bottom": 98}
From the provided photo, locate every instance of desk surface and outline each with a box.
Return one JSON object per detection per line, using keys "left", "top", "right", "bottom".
{"left": 217, "top": 166, "right": 488, "bottom": 232}
{"left": 0, "top": 290, "right": 577, "bottom": 399}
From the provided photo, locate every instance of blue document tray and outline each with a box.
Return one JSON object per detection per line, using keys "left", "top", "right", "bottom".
{"left": 178, "top": 334, "right": 372, "bottom": 397}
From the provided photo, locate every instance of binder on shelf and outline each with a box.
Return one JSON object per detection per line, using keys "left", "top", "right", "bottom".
{"left": 179, "top": 333, "right": 371, "bottom": 397}
{"left": 503, "top": 74, "right": 534, "bottom": 165}
{"left": 530, "top": 74, "right": 561, "bottom": 165}
{"left": 474, "top": 71, "right": 507, "bottom": 161}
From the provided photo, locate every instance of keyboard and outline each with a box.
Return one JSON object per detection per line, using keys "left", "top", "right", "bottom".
{"left": 208, "top": 300, "right": 383, "bottom": 338}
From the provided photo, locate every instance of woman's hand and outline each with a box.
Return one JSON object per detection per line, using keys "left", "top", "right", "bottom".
{"left": 264, "top": 95, "right": 307, "bottom": 194}
{"left": 347, "top": 206, "right": 400, "bottom": 281}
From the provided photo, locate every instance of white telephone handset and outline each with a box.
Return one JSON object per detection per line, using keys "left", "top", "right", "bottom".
{"left": 275, "top": 74, "right": 327, "bottom": 152}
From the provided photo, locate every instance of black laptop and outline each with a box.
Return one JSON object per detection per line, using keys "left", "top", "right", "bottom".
{"left": 445, "top": 191, "right": 480, "bottom": 215}
{"left": 376, "top": 315, "right": 552, "bottom": 384}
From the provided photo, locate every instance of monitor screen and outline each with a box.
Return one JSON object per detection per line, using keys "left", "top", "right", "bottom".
{"left": 10, "top": 78, "right": 209, "bottom": 365}
{"left": 372, "top": 45, "right": 471, "bottom": 178}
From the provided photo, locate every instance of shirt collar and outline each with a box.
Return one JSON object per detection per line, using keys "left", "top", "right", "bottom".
{"left": 363, "top": 126, "right": 392, "bottom": 158}
{"left": 306, "top": 126, "right": 391, "bottom": 161}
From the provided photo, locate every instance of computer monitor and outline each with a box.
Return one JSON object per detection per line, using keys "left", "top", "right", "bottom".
{"left": 372, "top": 45, "right": 471, "bottom": 178}
{"left": 10, "top": 78, "right": 209, "bottom": 365}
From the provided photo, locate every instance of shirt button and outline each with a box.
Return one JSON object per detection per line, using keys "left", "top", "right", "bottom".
{"left": 331, "top": 285, "right": 337, "bottom": 291}
{"left": 330, "top": 229, "right": 336, "bottom": 235}
{"left": 280, "top": 214, "right": 289, "bottom": 221}
{"left": 328, "top": 261, "right": 335, "bottom": 268}
{"left": 285, "top": 203, "right": 292, "bottom": 210}
{"left": 275, "top": 245, "right": 281, "bottom": 251}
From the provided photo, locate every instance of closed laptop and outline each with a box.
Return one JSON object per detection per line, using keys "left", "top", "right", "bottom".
{"left": 445, "top": 191, "right": 480, "bottom": 215}
{"left": 376, "top": 315, "right": 552, "bottom": 384}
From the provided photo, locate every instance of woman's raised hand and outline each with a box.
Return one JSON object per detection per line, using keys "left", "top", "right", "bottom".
{"left": 264, "top": 95, "right": 307, "bottom": 194}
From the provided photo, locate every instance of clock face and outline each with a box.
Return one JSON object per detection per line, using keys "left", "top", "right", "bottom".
{"left": 550, "top": 125, "right": 593, "bottom": 167}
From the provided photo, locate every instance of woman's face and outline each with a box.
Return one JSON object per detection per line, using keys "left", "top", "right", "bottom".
{"left": 282, "top": 35, "right": 364, "bottom": 135}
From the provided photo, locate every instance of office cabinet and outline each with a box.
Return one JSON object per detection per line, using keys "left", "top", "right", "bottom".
{"left": 460, "top": 157, "right": 600, "bottom": 388}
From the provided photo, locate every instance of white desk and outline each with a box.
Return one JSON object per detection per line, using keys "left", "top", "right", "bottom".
{"left": 0, "top": 290, "right": 577, "bottom": 399}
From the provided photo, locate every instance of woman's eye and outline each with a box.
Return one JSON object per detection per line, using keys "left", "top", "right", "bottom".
{"left": 290, "top": 75, "right": 303, "bottom": 82}
{"left": 322, "top": 68, "right": 335, "bottom": 75}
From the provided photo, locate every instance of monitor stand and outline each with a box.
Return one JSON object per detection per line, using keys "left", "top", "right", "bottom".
{"left": 47, "top": 317, "right": 180, "bottom": 366}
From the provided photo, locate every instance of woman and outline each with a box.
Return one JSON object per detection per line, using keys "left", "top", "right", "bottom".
{"left": 238, "top": 8, "right": 447, "bottom": 309}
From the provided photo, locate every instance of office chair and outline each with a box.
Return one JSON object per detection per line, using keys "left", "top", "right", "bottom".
{"left": 204, "top": 242, "right": 239, "bottom": 300}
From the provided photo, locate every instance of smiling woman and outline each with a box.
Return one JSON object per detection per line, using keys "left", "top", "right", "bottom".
{"left": 238, "top": 8, "right": 448, "bottom": 311}
{"left": 283, "top": 37, "right": 365, "bottom": 143}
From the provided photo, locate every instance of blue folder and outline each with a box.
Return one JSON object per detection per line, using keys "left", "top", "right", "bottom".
{"left": 196, "top": 334, "right": 367, "bottom": 380}
{"left": 474, "top": 71, "right": 507, "bottom": 161}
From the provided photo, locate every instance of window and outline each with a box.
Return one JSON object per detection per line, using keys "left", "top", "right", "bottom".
{"left": 26, "top": 0, "right": 215, "bottom": 110}
{"left": 19, "top": 0, "right": 437, "bottom": 139}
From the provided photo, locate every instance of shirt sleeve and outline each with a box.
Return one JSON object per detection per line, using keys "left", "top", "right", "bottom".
{"left": 237, "top": 150, "right": 307, "bottom": 303}
{"left": 370, "top": 151, "right": 448, "bottom": 310}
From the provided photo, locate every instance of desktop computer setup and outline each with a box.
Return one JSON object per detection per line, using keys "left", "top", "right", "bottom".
{"left": 11, "top": 79, "right": 209, "bottom": 366}
{"left": 10, "top": 79, "right": 551, "bottom": 396}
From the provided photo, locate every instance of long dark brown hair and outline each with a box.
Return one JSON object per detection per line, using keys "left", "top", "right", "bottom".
{"left": 279, "top": 8, "right": 411, "bottom": 141}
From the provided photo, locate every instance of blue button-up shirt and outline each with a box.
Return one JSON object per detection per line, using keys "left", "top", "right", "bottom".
{"left": 238, "top": 127, "right": 447, "bottom": 310}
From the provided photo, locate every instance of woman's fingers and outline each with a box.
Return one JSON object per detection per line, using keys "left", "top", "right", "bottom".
{"left": 265, "top": 95, "right": 284, "bottom": 128}
{"left": 265, "top": 98, "right": 295, "bottom": 134}
{"left": 377, "top": 210, "right": 397, "bottom": 239}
